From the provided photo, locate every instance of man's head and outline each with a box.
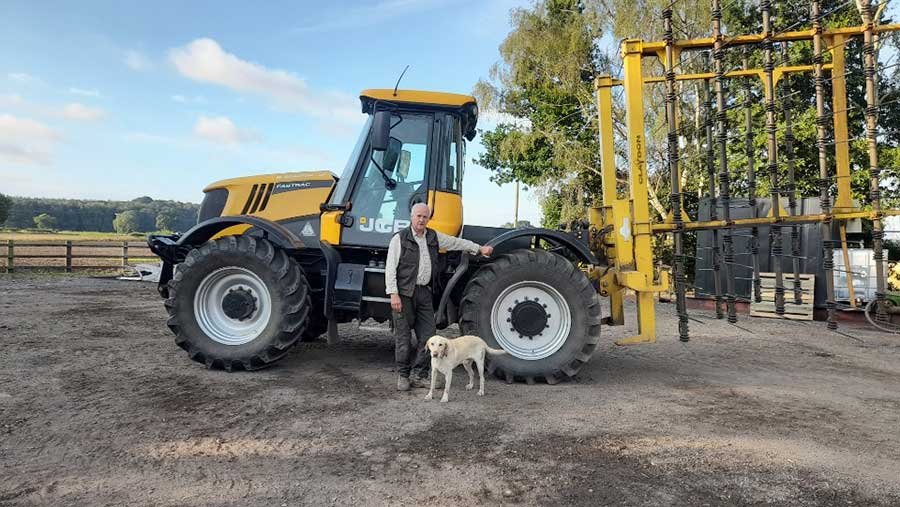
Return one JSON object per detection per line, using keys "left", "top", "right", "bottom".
{"left": 410, "top": 203, "right": 431, "bottom": 235}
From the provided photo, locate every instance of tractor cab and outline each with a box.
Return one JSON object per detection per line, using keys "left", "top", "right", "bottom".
{"left": 321, "top": 89, "right": 478, "bottom": 249}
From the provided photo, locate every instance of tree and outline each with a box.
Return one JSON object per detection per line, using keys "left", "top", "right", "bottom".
{"left": 113, "top": 210, "right": 140, "bottom": 234}
{"left": 474, "top": 0, "right": 607, "bottom": 225}
{"left": 0, "top": 193, "right": 10, "bottom": 226}
{"left": 501, "top": 220, "right": 533, "bottom": 228}
{"left": 33, "top": 213, "right": 58, "bottom": 230}
{"left": 155, "top": 209, "right": 179, "bottom": 231}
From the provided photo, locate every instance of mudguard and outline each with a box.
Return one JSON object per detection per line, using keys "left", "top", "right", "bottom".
{"left": 147, "top": 216, "right": 307, "bottom": 297}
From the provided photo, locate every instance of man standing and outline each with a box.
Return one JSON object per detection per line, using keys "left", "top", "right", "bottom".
{"left": 386, "top": 203, "right": 493, "bottom": 391}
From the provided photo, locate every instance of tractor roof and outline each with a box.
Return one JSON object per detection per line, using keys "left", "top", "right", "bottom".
{"left": 359, "top": 89, "right": 479, "bottom": 140}
{"left": 360, "top": 89, "right": 476, "bottom": 109}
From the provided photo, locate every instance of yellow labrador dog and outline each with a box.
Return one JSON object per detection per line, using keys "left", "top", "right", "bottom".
{"left": 424, "top": 335, "right": 507, "bottom": 403}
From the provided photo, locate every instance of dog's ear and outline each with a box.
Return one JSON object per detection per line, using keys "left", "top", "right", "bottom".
{"left": 440, "top": 342, "right": 448, "bottom": 358}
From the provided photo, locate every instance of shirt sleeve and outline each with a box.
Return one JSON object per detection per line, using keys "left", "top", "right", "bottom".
{"left": 385, "top": 234, "right": 401, "bottom": 295}
{"left": 435, "top": 230, "right": 480, "bottom": 255}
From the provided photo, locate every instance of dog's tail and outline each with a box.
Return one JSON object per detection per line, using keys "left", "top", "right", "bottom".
{"left": 486, "top": 346, "right": 507, "bottom": 356}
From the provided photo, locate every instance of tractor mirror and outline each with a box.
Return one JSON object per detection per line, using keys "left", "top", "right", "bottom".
{"left": 371, "top": 111, "right": 391, "bottom": 151}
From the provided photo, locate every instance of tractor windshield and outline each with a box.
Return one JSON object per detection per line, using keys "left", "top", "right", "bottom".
{"left": 328, "top": 116, "right": 372, "bottom": 206}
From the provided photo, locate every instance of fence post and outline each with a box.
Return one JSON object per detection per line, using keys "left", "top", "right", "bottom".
{"left": 6, "top": 240, "right": 12, "bottom": 274}
{"left": 66, "top": 240, "right": 73, "bottom": 273}
{"left": 122, "top": 241, "right": 129, "bottom": 267}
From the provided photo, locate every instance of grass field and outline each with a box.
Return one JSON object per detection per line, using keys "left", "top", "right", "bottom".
{"left": 1, "top": 230, "right": 158, "bottom": 272}
{"left": 0, "top": 229, "right": 152, "bottom": 241}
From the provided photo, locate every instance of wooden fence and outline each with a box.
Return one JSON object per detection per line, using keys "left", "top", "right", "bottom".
{"left": 2, "top": 240, "right": 158, "bottom": 273}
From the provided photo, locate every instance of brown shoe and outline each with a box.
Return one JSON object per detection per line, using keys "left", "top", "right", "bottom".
{"left": 397, "top": 376, "right": 411, "bottom": 391}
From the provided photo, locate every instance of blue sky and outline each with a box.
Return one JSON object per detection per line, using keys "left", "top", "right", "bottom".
{"left": 0, "top": 0, "right": 541, "bottom": 227}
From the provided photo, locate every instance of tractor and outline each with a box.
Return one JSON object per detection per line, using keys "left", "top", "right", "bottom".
{"left": 149, "top": 89, "right": 604, "bottom": 383}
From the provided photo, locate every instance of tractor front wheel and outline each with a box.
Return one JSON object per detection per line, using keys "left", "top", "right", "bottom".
{"left": 165, "top": 235, "right": 310, "bottom": 370}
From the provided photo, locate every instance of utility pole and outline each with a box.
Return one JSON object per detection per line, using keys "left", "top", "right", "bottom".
{"left": 514, "top": 181, "right": 520, "bottom": 227}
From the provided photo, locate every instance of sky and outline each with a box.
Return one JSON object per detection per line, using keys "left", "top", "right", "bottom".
{"left": 0, "top": 0, "right": 541, "bottom": 228}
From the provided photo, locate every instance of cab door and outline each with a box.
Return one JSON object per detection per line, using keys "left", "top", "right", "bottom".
{"left": 341, "top": 111, "right": 435, "bottom": 248}
{"left": 428, "top": 114, "right": 464, "bottom": 238}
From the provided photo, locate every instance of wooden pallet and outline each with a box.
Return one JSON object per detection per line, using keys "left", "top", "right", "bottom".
{"left": 750, "top": 273, "right": 815, "bottom": 320}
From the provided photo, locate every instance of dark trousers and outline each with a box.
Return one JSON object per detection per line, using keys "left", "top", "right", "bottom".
{"left": 394, "top": 285, "right": 436, "bottom": 378}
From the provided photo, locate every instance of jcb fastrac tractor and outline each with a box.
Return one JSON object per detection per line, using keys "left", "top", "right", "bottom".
{"left": 149, "top": 89, "right": 605, "bottom": 383}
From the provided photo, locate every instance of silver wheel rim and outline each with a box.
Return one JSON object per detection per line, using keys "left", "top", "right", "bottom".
{"left": 194, "top": 267, "right": 272, "bottom": 345}
{"left": 490, "top": 280, "right": 571, "bottom": 360}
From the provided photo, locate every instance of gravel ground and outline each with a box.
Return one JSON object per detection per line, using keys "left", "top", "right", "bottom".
{"left": 1, "top": 275, "right": 899, "bottom": 506}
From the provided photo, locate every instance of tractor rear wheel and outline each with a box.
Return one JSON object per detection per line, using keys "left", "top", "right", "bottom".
{"left": 165, "top": 235, "right": 310, "bottom": 370}
{"left": 459, "top": 249, "right": 602, "bottom": 384}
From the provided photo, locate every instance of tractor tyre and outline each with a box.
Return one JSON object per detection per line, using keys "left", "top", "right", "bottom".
{"left": 164, "top": 235, "right": 310, "bottom": 371}
{"left": 459, "top": 249, "right": 602, "bottom": 384}
{"left": 300, "top": 308, "right": 328, "bottom": 342}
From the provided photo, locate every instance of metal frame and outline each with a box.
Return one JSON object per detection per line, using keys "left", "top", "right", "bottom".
{"left": 592, "top": 5, "right": 900, "bottom": 345}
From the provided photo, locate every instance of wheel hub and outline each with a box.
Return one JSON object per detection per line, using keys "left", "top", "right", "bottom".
{"left": 490, "top": 281, "right": 572, "bottom": 360}
{"left": 509, "top": 298, "right": 548, "bottom": 339}
{"left": 194, "top": 267, "right": 272, "bottom": 346}
{"left": 222, "top": 287, "right": 257, "bottom": 321}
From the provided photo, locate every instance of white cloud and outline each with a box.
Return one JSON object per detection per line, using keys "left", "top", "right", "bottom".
{"left": 69, "top": 87, "right": 101, "bottom": 97}
{"left": 168, "top": 38, "right": 359, "bottom": 124}
{"left": 0, "top": 95, "right": 106, "bottom": 121}
{"left": 294, "top": 0, "right": 456, "bottom": 33}
{"left": 124, "top": 50, "right": 153, "bottom": 71}
{"left": 0, "top": 114, "right": 61, "bottom": 166}
{"left": 61, "top": 103, "right": 106, "bottom": 121}
{"left": 8, "top": 72, "right": 39, "bottom": 84}
{"left": 171, "top": 94, "right": 206, "bottom": 104}
{"left": 194, "top": 115, "right": 260, "bottom": 145}
{"left": 0, "top": 93, "right": 26, "bottom": 107}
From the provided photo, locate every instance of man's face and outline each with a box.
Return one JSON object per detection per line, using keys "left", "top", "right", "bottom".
{"left": 411, "top": 206, "right": 430, "bottom": 234}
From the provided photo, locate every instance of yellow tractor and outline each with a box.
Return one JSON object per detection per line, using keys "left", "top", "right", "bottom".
{"left": 149, "top": 89, "right": 603, "bottom": 383}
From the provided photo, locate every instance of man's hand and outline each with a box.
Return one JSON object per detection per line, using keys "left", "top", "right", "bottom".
{"left": 390, "top": 293, "right": 402, "bottom": 312}
{"left": 478, "top": 245, "right": 494, "bottom": 257}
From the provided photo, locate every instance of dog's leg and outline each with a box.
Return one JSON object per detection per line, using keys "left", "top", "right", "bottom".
{"left": 476, "top": 354, "right": 485, "bottom": 396}
{"left": 425, "top": 358, "right": 435, "bottom": 400}
{"left": 440, "top": 369, "right": 452, "bottom": 403}
{"left": 463, "top": 359, "right": 475, "bottom": 391}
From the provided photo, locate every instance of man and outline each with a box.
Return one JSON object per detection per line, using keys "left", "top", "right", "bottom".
{"left": 385, "top": 203, "right": 493, "bottom": 391}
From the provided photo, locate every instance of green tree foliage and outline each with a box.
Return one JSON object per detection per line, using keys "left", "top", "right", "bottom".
{"left": 711, "top": 1, "right": 900, "bottom": 209}
{"left": 2, "top": 196, "right": 199, "bottom": 232}
{"left": 0, "top": 193, "right": 10, "bottom": 225}
{"left": 33, "top": 213, "right": 58, "bottom": 230}
{"left": 113, "top": 210, "right": 140, "bottom": 234}
{"left": 501, "top": 220, "right": 533, "bottom": 228}
{"left": 155, "top": 208, "right": 179, "bottom": 232}
{"left": 474, "top": 0, "right": 607, "bottom": 225}
{"left": 479, "top": 0, "right": 900, "bottom": 226}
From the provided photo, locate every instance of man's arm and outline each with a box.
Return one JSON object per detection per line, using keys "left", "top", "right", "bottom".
{"left": 385, "top": 234, "right": 401, "bottom": 296}
{"left": 435, "top": 231, "right": 493, "bottom": 257}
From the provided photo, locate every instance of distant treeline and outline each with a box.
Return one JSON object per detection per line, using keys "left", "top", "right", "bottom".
{"left": 2, "top": 196, "right": 200, "bottom": 233}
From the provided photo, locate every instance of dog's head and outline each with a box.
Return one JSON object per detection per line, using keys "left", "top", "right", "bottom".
{"left": 426, "top": 335, "right": 449, "bottom": 358}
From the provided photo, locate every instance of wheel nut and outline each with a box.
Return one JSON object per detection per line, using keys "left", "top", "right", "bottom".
{"left": 507, "top": 318, "right": 511, "bottom": 323}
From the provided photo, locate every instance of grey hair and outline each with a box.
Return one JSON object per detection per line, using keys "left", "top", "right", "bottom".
{"left": 411, "top": 202, "right": 432, "bottom": 216}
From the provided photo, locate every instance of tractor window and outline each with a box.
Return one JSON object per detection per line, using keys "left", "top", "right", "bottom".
{"left": 438, "top": 116, "right": 462, "bottom": 194}
{"left": 350, "top": 113, "right": 431, "bottom": 222}
{"left": 329, "top": 116, "right": 372, "bottom": 206}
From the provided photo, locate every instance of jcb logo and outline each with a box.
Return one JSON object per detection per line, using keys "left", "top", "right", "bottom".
{"left": 358, "top": 217, "right": 410, "bottom": 234}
